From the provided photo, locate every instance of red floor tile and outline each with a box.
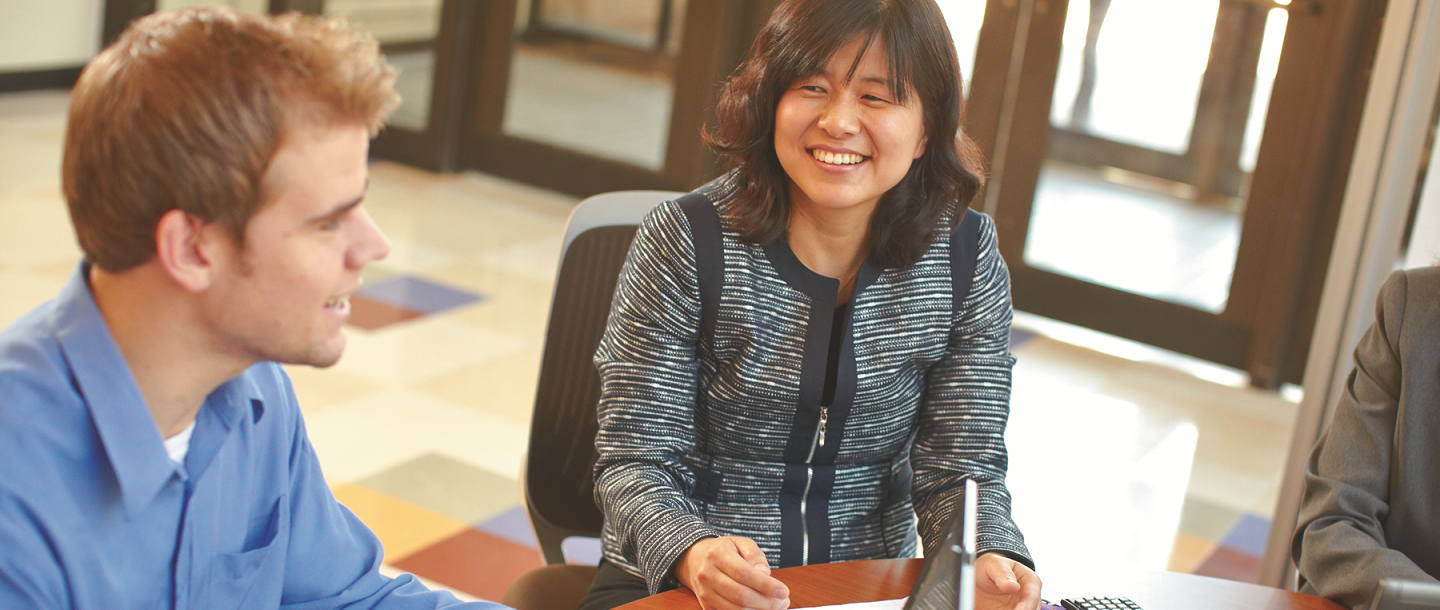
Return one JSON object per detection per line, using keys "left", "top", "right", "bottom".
{"left": 1192, "top": 546, "right": 1262, "bottom": 584}
{"left": 348, "top": 296, "right": 424, "bottom": 330}
{"left": 393, "top": 528, "right": 545, "bottom": 600}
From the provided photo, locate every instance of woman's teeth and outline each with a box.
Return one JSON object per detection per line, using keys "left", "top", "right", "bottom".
{"left": 812, "top": 149, "right": 863, "bottom": 165}
{"left": 325, "top": 296, "right": 350, "bottom": 310}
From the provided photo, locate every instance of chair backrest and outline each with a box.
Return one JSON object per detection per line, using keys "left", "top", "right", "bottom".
{"left": 523, "top": 190, "right": 684, "bottom": 565}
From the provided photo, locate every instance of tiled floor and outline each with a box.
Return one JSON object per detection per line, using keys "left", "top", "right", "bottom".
{"left": 0, "top": 88, "right": 1295, "bottom": 603}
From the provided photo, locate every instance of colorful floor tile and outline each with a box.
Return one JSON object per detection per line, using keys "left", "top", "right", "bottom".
{"left": 1193, "top": 546, "right": 1263, "bottom": 584}
{"left": 476, "top": 504, "right": 539, "bottom": 548}
{"left": 1187, "top": 513, "right": 1270, "bottom": 584}
{"left": 349, "top": 295, "right": 425, "bottom": 330}
{"left": 393, "top": 528, "right": 546, "bottom": 601}
{"left": 331, "top": 484, "right": 472, "bottom": 562}
{"left": 1166, "top": 532, "right": 1217, "bottom": 574}
{"left": 359, "top": 452, "right": 519, "bottom": 524}
{"left": 359, "top": 275, "right": 485, "bottom": 314}
{"left": 1219, "top": 514, "right": 1271, "bottom": 557}
{"left": 348, "top": 275, "right": 486, "bottom": 331}
{"left": 1178, "top": 497, "right": 1245, "bottom": 542}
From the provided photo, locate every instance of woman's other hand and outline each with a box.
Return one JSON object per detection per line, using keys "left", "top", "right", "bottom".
{"left": 976, "top": 552, "right": 1043, "bottom": 610}
{"left": 675, "top": 536, "right": 791, "bottom": 610}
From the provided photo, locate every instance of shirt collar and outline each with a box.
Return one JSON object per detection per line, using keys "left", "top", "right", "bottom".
{"left": 51, "top": 262, "right": 176, "bottom": 517}
{"left": 49, "top": 262, "right": 265, "bottom": 516}
{"left": 185, "top": 369, "right": 263, "bottom": 482}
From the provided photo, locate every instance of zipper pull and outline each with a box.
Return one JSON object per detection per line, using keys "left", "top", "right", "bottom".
{"left": 818, "top": 407, "right": 828, "bottom": 447}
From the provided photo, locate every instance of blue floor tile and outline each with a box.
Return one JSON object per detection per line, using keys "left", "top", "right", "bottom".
{"left": 474, "top": 504, "right": 602, "bottom": 565}
{"left": 358, "top": 275, "right": 484, "bottom": 314}
{"left": 476, "top": 504, "right": 538, "bottom": 549}
{"left": 1219, "top": 513, "right": 1270, "bottom": 557}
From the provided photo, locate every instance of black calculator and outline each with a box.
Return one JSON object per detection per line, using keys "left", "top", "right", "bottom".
{"left": 1060, "top": 597, "right": 1143, "bottom": 610}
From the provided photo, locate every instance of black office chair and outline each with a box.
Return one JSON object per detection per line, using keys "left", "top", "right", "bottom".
{"left": 502, "top": 190, "right": 682, "bottom": 610}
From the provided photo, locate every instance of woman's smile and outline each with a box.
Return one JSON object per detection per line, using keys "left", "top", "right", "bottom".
{"left": 809, "top": 148, "right": 867, "bottom": 166}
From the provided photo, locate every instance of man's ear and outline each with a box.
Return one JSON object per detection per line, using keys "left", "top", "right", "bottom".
{"left": 154, "top": 209, "right": 222, "bottom": 293}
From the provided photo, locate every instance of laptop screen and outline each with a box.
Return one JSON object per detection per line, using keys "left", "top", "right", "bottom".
{"left": 902, "top": 479, "right": 977, "bottom": 610}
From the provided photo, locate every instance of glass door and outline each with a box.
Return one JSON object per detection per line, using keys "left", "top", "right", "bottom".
{"left": 456, "top": 0, "right": 774, "bottom": 197}
{"left": 502, "top": 0, "right": 680, "bottom": 170}
{"left": 103, "top": 0, "right": 777, "bottom": 194}
{"left": 326, "top": 0, "right": 472, "bottom": 171}
{"left": 966, "top": 0, "right": 1389, "bottom": 387}
{"left": 328, "top": 0, "right": 444, "bottom": 132}
{"left": 103, "top": 0, "right": 467, "bottom": 170}
{"left": 1026, "top": 0, "right": 1276, "bottom": 314}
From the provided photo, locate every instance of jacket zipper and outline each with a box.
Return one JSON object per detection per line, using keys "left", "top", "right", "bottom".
{"left": 801, "top": 406, "right": 828, "bottom": 565}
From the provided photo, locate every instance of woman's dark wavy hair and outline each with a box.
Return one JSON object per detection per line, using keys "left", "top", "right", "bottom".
{"left": 705, "top": 0, "right": 986, "bottom": 269}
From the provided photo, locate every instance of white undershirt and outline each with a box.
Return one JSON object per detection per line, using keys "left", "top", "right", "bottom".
{"left": 163, "top": 421, "right": 196, "bottom": 465}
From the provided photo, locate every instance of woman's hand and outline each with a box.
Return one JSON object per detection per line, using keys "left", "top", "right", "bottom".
{"left": 975, "top": 552, "right": 1043, "bottom": 610}
{"left": 675, "top": 536, "right": 791, "bottom": 610}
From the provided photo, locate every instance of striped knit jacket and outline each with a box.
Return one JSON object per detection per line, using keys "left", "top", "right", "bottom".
{"left": 593, "top": 174, "right": 1032, "bottom": 593}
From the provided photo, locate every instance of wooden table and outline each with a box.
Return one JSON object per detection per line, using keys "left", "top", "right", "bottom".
{"left": 616, "top": 559, "right": 1344, "bottom": 610}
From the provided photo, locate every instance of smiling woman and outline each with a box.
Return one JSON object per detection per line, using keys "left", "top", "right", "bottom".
{"left": 581, "top": 2, "right": 1041, "bottom": 610}
{"left": 704, "top": 0, "right": 986, "bottom": 271}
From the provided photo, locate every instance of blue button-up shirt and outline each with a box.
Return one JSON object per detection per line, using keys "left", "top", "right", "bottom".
{"left": 0, "top": 265, "right": 507, "bottom": 610}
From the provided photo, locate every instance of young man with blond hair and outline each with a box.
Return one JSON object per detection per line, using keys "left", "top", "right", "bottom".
{"left": 0, "top": 8, "right": 506, "bottom": 609}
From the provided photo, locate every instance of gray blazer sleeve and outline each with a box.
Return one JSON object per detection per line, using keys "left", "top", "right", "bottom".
{"left": 1293, "top": 269, "right": 1440, "bottom": 609}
